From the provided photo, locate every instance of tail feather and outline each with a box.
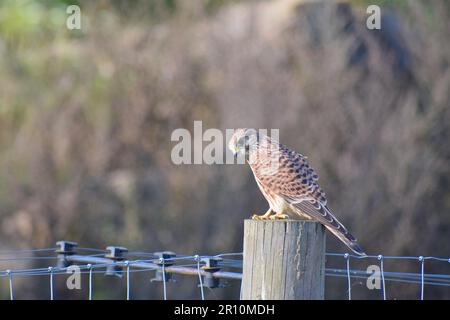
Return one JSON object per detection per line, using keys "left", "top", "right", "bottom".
{"left": 325, "top": 225, "right": 366, "bottom": 256}
{"left": 291, "top": 200, "right": 366, "bottom": 256}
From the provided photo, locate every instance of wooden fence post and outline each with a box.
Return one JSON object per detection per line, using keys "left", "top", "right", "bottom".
{"left": 242, "top": 219, "right": 326, "bottom": 300}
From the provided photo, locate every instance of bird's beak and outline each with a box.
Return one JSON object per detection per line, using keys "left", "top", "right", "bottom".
{"left": 233, "top": 147, "right": 239, "bottom": 159}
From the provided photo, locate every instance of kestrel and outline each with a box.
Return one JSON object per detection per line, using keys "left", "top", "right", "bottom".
{"left": 229, "top": 128, "right": 365, "bottom": 256}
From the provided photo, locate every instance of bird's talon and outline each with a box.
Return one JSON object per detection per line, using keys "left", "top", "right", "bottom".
{"left": 270, "top": 214, "right": 289, "bottom": 220}
{"left": 252, "top": 214, "right": 271, "bottom": 220}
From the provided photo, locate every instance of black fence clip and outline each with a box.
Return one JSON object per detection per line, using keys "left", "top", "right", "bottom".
{"left": 201, "top": 257, "right": 225, "bottom": 288}
{"left": 151, "top": 251, "right": 176, "bottom": 283}
{"left": 55, "top": 241, "right": 78, "bottom": 268}
{"left": 105, "top": 246, "right": 128, "bottom": 277}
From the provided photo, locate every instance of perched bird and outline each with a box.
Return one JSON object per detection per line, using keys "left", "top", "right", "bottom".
{"left": 229, "top": 128, "right": 365, "bottom": 256}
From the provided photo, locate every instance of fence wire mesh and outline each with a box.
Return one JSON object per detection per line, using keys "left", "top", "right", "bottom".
{"left": 1, "top": 243, "right": 449, "bottom": 300}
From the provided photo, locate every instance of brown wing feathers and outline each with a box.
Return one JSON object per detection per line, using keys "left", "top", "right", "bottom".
{"left": 251, "top": 140, "right": 366, "bottom": 256}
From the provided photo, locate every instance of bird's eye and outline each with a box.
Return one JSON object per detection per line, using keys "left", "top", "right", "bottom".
{"left": 237, "top": 136, "right": 247, "bottom": 147}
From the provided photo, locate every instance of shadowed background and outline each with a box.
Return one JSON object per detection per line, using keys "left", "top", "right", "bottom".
{"left": 0, "top": 0, "right": 450, "bottom": 299}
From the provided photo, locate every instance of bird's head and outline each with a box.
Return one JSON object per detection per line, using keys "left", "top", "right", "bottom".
{"left": 228, "top": 128, "right": 259, "bottom": 159}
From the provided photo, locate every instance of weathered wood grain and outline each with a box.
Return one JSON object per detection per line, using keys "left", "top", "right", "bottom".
{"left": 242, "top": 219, "right": 325, "bottom": 300}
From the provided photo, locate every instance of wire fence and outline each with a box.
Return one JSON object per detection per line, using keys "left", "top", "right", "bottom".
{"left": 1, "top": 242, "right": 450, "bottom": 300}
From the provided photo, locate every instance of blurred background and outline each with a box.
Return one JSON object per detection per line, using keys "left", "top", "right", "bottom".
{"left": 0, "top": 0, "right": 449, "bottom": 299}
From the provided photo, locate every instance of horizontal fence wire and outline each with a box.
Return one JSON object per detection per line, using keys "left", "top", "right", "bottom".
{"left": 1, "top": 245, "right": 450, "bottom": 300}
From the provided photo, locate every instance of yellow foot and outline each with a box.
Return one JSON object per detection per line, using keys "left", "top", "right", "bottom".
{"left": 269, "top": 213, "right": 289, "bottom": 220}
{"left": 251, "top": 208, "right": 273, "bottom": 220}
{"left": 252, "top": 214, "right": 272, "bottom": 220}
